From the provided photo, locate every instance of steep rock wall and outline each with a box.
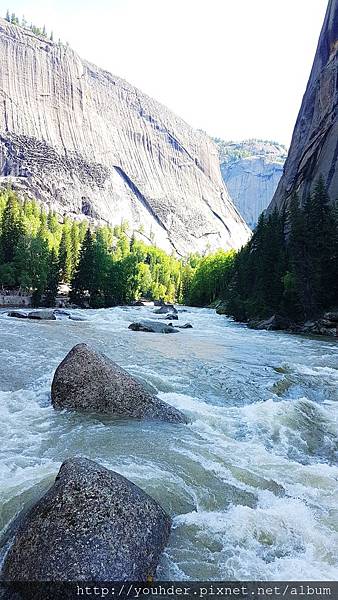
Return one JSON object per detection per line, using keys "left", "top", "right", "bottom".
{"left": 269, "top": 0, "right": 338, "bottom": 210}
{"left": 0, "top": 19, "right": 250, "bottom": 255}
{"left": 214, "top": 140, "right": 286, "bottom": 228}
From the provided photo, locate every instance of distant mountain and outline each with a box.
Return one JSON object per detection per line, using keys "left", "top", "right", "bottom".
{"left": 0, "top": 17, "right": 250, "bottom": 256}
{"left": 268, "top": 0, "right": 338, "bottom": 212}
{"left": 213, "top": 139, "right": 287, "bottom": 229}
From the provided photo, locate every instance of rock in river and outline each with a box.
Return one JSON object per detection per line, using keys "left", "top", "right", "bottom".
{"left": 51, "top": 343, "right": 187, "bottom": 423}
{"left": 7, "top": 311, "right": 28, "bottom": 319}
{"left": 129, "top": 319, "right": 179, "bottom": 333}
{"left": 1, "top": 457, "right": 171, "bottom": 582}
{"left": 27, "top": 310, "right": 56, "bottom": 320}
{"left": 153, "top": 304, "right": 178, "bottom": 314}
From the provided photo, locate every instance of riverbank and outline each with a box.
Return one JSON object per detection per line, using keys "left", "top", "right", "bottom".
{"left": 214, "top": 301, "right": 338, "bottom": 338}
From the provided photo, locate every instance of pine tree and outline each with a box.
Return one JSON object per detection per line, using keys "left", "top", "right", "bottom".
{"left": 44, "top": 249, "right": 60, "bottom": 307}
{"left": 5, "top": 9, "right": 10, "bottom": 22}
{"left": 70, "top": 228, "right": 95, "bottom": 304}
{"left": 1, "top": 195, "right": 25, "bottom": 263}
{"left": 30, "top": 226, "right": 49, "bottom": 306}
{"left": 58, "top": 224, "right": 72, "bottom": 283}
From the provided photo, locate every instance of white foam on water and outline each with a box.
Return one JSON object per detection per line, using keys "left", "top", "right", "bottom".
{"left": 1, "top": 307, "right": 338, "bottom": 579}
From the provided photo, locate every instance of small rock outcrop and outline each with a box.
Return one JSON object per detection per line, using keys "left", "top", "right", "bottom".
{"left": 163, "top": 314, "right": 179, "bottom": 320}
{"left": 129, "top": 320, "right": 179, "bottom": 334}
{"left": 295, "top": 316, "right": 338, "bottom": 337}
{"left": 248, "top": 315, "right": 292, "bottom": 331}
{"left": 51, "top": 343, "right": 187, "bottom": 423}
{"left": 154, "top": 304, "right": 178, "bottom": 314}
{"left": 1, "top": 457, "right": 171, "bottom": 581}
{"left": 27, "top": 310, "right": 56, "bottom": 320}
{"left": 268, "top": 0, "right": 338, "bottom": 211}
{"left": 7, "top": 309, "right": 57, "bottom": 320}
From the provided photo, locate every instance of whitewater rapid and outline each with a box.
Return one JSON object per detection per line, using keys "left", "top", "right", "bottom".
{"left": 0, "top": 306, "right": 338, "bottom": 579}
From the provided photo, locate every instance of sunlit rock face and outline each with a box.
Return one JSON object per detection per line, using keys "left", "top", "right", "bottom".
{"left": 214, "top": 139, "right": 286, "bottom": 229}
{"left": 0, "top": 18, "right": 250, "bottom": 255}
{"left": 268, "top": 0, "right": 338, "bottom": 211}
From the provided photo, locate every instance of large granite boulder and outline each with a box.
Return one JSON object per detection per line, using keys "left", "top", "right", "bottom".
{"left": 128, "top": 320, "right": 179, "bottom": 334}
{"left": 1, "top": 457, "right": 171, "bottom": 582}
{"left": 7, "top": 311, "right": 28, "bottom": 319}
{"left": 51, "top": 343, "right": 187, "bottom": 423}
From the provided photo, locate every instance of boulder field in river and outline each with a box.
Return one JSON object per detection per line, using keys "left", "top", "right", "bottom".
{"left": 0, "top": 18, "right": 250, "bottom": 256}
{"left": 1, "top": 457, "right": 171, "bottom": 582}
{"left": 51, "top": 343, "right": 187, "bottom": 423}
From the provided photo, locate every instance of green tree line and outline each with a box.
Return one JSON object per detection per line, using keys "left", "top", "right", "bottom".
{"left": 188, "top": 177, "right": 338, "bottom": 323}
{"left": 0, "top": 190, "right": 198, "bottom": 308}
{"left": 5, "top": 10, "right": 55, "bottom": 41}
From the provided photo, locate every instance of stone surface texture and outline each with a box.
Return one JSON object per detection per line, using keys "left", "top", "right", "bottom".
{"left": 268, "top": 0, "right": 338, "bottom": 210}
{"left": 0, "top": 19, "right": 250, "bottom": 255}
{"left": 128, "top": 320, "right": 179, "bottom": 333}
{"left": 51, "top": 343, "right": 187, "bottom": 423}
{"left": 214, "top": 139, "right": 286, "bottom": 229}
{"left": 1, "top": 457, "right": 171, "bottom": 581}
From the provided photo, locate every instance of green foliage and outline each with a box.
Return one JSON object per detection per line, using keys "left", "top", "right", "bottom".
{"left": 0, "top": 190, "right": 191, "bottom": 308}
{"left": 225, "top": 178, "right": 338, "bottom": 322}
{"left": 4, "top": 10, "right": 53, "bottom": 41}
{"left": 188, "top": 250, "right": 235, "bottom": 306}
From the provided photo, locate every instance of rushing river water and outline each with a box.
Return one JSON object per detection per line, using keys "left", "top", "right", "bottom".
{"left": 1, "top": 306, "right": 338, "bottom": 580}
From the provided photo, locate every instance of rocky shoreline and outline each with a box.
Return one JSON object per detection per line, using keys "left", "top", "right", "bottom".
{"left": 215, "top": 302, "right": 338, "bottom": 338}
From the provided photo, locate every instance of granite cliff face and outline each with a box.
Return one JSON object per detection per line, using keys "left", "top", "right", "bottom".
{"left": 214, "top": 139, "right": 286, "bottom": 229}
{"left": 269, "top": 0, "right": 338, "bottom": 211}
{"left": 0, "top": 19, "right": 250, "bottom": 255}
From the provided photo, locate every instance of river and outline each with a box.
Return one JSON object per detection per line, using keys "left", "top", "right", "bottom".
{"left": 1, "top": 306, "right": 338, "bottom": 580}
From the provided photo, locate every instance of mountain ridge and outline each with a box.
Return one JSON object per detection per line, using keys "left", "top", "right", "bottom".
{"left": 0, "top": 17, "right": 250, "bottom": 256}
{"left": 213, "top": 138, "right": 287, "bottom": 228}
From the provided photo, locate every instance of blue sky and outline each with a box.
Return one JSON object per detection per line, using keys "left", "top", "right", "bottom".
{"left": 1, "top": 0, "right": 328, "bottom": 146}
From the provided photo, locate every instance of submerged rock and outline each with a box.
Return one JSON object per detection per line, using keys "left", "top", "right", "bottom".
{"left": 1, "top": 457, "right": 171, "bottom": 582}
{"left": 7, "top": 311, "right": 28, "bottom": 319}
{"left": 54, "top": 309, "right": 71, "bottom": 317}
{"left": 162, "top": 313, "right": 179, "bottom": 320}
{"left": 51, "top": 343, "right": 187, "bottom": 423}
{"left": 27, "top": 310, "right": 56, "bottom": 320}
{"left": 129, "top": 320, "right": 179, "bottom": 334}
{"left": 176, "top": 323, "right": 193, "bottom": 329}
{"left": 68, "top": 314, "right": 87, "bottom": 321}
{"left": 153, "top": 304, "right": 178, "bottom": 314}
